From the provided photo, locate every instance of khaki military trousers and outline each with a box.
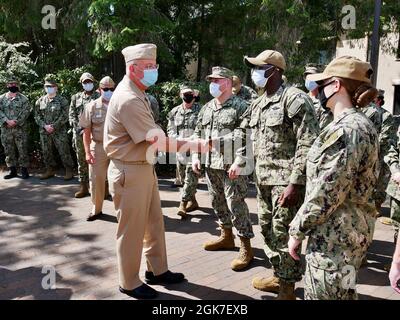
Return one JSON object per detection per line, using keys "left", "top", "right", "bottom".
{"left": 89, "top": 142, "right": 110, "bottom": 214}
{"left": 108, "top": 160, "right": 168, "bottom": 290}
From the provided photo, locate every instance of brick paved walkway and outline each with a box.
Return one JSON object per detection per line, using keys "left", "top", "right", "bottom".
{"left": 0, "top": 171, "right": 399, "bottom": 300}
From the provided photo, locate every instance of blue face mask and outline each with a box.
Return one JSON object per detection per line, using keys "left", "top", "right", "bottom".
{"left": 305, "top": 79, "right": 318, "bottom": 92}
{"left": 45, "top": 87, "right": 56, "bottom": 95}
{"left": 140, "top": 69, "right": 158, "bottom": 88}
{"left": 82, "top": 82, "right": 94, "bottom": 92}
{"left": 102, "top": 90, "right": 113, "bottom": 101}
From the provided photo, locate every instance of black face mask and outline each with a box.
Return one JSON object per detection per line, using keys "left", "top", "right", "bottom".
{"left": 8, "top": 86, "right": 19, "bottom": 93}
{"left": 318, "top": 81, "right": 336, "bottom": 111}
{"left": 183, "top": 94, "right": 194, "bottom": 103}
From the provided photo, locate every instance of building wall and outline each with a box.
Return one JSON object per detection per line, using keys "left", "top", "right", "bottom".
{"left": 336, "top": 33, "right": 400, "bottom": 113}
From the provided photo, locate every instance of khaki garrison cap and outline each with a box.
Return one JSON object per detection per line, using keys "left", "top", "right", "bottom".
{"left": 80, "top": 72, "right": 95, "bottom": 83}
{"left": 244, "top": 50, "right": 286, "bottom": 71}
{"left": 206, "top": 67, "right": 235, "bottom": 81}
{"left": 122, "top": 44, "right": 157, "bottom": 63}
{"left": 308, "top": 56, "right": 373, "bottom": 84}
{"left": 99, "top": 76, "right": 115, "bottom": 87}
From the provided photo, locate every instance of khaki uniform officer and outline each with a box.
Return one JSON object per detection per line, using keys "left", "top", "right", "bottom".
{"left": 104, "top": 44, "right": 208, "bottom": 299}
{"left": 79, "top": 76, "right": 115, "bottom": 221}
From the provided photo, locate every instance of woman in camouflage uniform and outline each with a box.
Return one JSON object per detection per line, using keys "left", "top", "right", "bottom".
{"left": 288, "top": 56, "right": 380, "bottom": 300}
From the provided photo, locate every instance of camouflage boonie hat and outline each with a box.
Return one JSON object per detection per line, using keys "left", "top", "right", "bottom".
{"left": 308, "top": 56, "right": 373, "bottom": 84}
{"left": 179, "top": 84, "right": 193, "bottom": 94}
{"left": 206, "top": 67, "right": 235, "bottom": 81}
{"left": 303, "top": 65, "right": 319, "bottom": 77}
{"left": 6, "top": 76, "right": 19, "bottom": 84}
{"left": 44, "top": 74, "right": 57, "bottom": 86}
{"left": 80, "top": 72, "right": 95, "bottom": 83}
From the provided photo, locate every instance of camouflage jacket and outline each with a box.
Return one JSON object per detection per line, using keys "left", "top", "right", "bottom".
{"left": 193, "top": 95, "right": 248, "bottom": 170}
{"left": 361, "top": 103, "right": 396, "bottom": 201}
{"left": 236, "top": 85, "right": 259, "bottom": 104}
{"left": 34, "top": 94, "right": 69, "bottom": 132}
{"left": 311, "top": 96, "right": 333, "bottom": 130}
{"left": 69, "top": 91, "right": 100, "bottom": 129}
{"left": 0, "top": 92, "right": 31, "bottom": 128}
{"left": 167, "top": 103, "right": 202, "bottom": 139}
{"left": 361, "top": 103, "right": 396, "bottom": 160}
{"left": 238, "top": 85, "right": 320, "bottom": 186}
{"left": 289, "top": 108, "right": 379, "bottom": 270}
{"left": 384, "top": 119, "right": 400, "bottom": 201}
{"left": 146, "top": 94, "right": 160, "bottom": 124}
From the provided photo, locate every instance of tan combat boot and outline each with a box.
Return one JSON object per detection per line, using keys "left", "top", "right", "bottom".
{"left": 231, "top": 237, "right": 254, "bottom": 271}
{"left": 186, "top": 198, "right": 199, "bottom": 212}
{"left": 203, "top": 227, "right": 235, "bottom": 251}
{"left": 64, "top": 167, "right": 73, "bottom": 181}
{"left": 252, "top": 275, "right": 280, "bottom": 293}
{"left": 276, "top": 280, "right": 296, "bottom": 300}
{"left": 177, "top": 201, "right": 188, "bottom": 218}
{"left": 75, "top": 181, "right": 89, "bottom": 198}
{"left": 40, "top": 168, "right": 55, "bottom": 180}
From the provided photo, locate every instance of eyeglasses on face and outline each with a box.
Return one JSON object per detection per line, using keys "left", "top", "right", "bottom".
{"left": 133, "top": 64, "right": 159, "bottom": 70}
{"left": 101, "top": 88, "right": 115, "bottom": 92}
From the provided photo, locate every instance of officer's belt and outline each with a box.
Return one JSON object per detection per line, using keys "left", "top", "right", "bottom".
{"left": 112, "top": 159, "right": 151, "bottom": 166}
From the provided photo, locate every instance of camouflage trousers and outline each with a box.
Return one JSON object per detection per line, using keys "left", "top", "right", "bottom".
{"left": 304, "top": 262, "right": 358, "bottom": 300}
{"left": 390, "top": 197, "right": 400, "bottom": 241}
{"left": 72, "top": 130, "right": 89, "bottom": 182}
{"left": 181, "top": 165, "right": 199, "bottom": 202}
{"left": 0, "top": 127, "right": 29, "bottom": 167}
{"left": 256, "top": 184, "right": 305, "bottom": 283}
{"left": 205, "top": 168, "right": 254, "bottom": 239}
{"left": 39, "top": 129, "right": 74, "bottom": 169}
{"left": 176, "top": 160, "right": 186, "bottom": 184}
{"left": 373, "top": 164, "right": 390, "bottom": 206}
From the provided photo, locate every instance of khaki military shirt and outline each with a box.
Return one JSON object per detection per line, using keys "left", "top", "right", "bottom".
{"left": 194, "top": 95, "right": 248, "bottom": 170}
{"left": 0, "top": 92, "right": 31, "bottom": 128}
{"left": 104, "top": 76, "right": 158, "bottom": 162}
{"left": 238, "top": 85, "right": 320, "bottom": 186}
{"left": 34, "top": 94, "right": 69, "bottom": 132}
{"left": 289, "top": 108, "right": 379, "bottom": 270}
{"left": 69, "top": 91, "right": 100, "bottom": 129}
{"left": 79, "top": 97, "right": 108, "bottom": 143}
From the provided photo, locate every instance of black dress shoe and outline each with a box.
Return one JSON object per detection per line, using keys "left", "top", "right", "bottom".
{"left": 86, "top": 212, "right": 103, "bottom": 222}
{"left": 119, "top": 283, "right": 158, "bottom": 299}
{"left": 145, "top": 270, "right": 185, "bottom": 285}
